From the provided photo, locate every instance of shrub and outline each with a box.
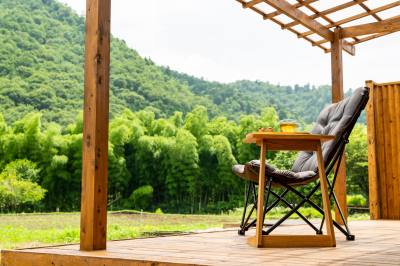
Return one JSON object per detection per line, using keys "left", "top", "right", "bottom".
{"left": 155, "top": 208, "right": 164, "bottom": 214}
{"left": 347, "top": 194, "right": 367, "bottom": 207}
{"left": 128, "top": 185, "right": 153, "bottom": 211}
{"left": 2, "top": 159, "right": 40, "bottom": 182}
{"left": 0, "top": 160, "right": 46, "bottom": 212}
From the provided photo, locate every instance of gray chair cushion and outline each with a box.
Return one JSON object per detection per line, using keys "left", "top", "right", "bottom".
{"left": 233, "top": 160, "right": 316, "bottom": 186}
{"left": 232, "top": 87, "right": 369, "bottom": 185}
{"left": 291, "top": 87, "right": 369, "bottom": 173}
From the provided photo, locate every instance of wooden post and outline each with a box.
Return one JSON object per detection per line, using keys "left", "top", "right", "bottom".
{"left": 80, "top": 0, "right": 111, "bottom": 251}
{"left": 366, "top": 80, "right": 380, "bottom": 220}
{"left": 331, "top": 28, "right": 348, "bottom": 225}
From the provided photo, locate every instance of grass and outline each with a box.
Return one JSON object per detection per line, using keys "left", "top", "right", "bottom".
{"left": 0, "top": 208, "right": 369, "bottom": 250}
{"left": 0, "top": 211, "right": 239, "bottom": 250}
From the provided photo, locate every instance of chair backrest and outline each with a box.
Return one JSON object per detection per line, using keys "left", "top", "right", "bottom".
{"left": 291, "top": 87, "right": 370, "bottom": 173}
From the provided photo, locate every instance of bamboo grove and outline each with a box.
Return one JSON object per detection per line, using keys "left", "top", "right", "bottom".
{"left": 0, "top": 106, "right": 368, "bottom": 213}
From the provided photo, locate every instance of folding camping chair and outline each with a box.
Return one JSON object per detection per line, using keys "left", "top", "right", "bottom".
{"left": 232, "top": 87, "right": 369, "bottom": 246}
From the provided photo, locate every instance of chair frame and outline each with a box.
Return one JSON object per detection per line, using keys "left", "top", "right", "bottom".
{"left": 238, "top": 89, "right": 369, "bottom": 247}
{"left": 238, "top": 136, "right": 354, "bottom": 240}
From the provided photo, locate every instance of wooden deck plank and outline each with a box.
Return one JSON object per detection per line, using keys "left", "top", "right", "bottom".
{"left": 2, "top": 220, "right": 400, "bottom": 266}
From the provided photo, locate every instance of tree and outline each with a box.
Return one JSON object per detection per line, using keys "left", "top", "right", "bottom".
{"left": 0, "top": 160, "right": 46, "bottom": 212}
{"left": 127, "top": 185, "right": 154, "bottom": 211}
{"left": 346, "top": 124, "right": 368, "bottom": 197}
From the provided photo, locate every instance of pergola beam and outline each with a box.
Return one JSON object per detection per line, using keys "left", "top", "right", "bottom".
{"left": 301, "top": 1, "right": 400, "bottom": 37}
{"left": 236, "top": 0, "right": 330, "bottom": 52}
{"left": 295, "top": 0, "right": 360, "bottom": 49}
{"left": 358, "top": 2, "right": 382, "bottom": 22}
{"left": 263, "top": 0, "right": 333, "bottom": 41}
{"left": 263, "top": 0, "right": 355, "bottom": 55}
{"left": 238, "top": 0, "right": 398, "bottom": 54}
{"left": 243, "top": 0, "right": 263, "bottom": 8}
{"left": 341, "top": 16, "right": 400, "bottom": 38}
{"left": 282, "top": 0, "right": 368, "bottom": 30}
{"left": 351, "top": 31, "right": 395, "bottom": 45}
{"left": 262, "top": 0, "right": 318, "bottom": 20}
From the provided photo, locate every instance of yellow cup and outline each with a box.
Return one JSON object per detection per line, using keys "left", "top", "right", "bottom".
{"left": 279, "top": 122, "right": 298, "bottom": 132}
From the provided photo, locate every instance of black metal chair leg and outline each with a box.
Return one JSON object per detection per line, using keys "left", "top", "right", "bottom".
{"left": 317, "top": 148, "right": 354, "bottom": 240}
{"left": 239, "top": 182, "right": 252, "bottom": 235}
{"left": 240, "top": 184, "right": 291, "bottom": 234}
{"left": 261, "top": 177, "right": 273, "bottom": 227}
{"left": 269, "top": 190, "right": 321, "bottom": 234}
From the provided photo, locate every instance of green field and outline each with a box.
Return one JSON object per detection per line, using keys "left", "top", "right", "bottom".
{"left": 0, "top": 209, "right": 369, "bottom": 251}
{"left": 0, "top": 211, "right": 239, "bottom": 250}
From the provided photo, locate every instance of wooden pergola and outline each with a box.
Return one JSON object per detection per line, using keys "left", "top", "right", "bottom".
{"left": 2, "top": 1, "right": 400, "bottom": 265}
{"left": 79, "top": 0, "right": 400, "bottom": 251}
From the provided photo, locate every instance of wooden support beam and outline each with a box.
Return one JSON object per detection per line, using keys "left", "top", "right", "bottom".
{"left": 341, "top": 40, "right": 356, "bottom": 56}
{"left": 80, "top": 0, "right": 111, "bottom": 251}
{"left": 294, "top": 0, "right": 360, "bottom": 45}
{"left": 263, "top": 0, "right": 355, "bottom": 55}
{"left": 351, "top": 31, "right": 395, "bottom": 45}
{"left": 295, "top": 0, "right": 337, "bottom": 27}
{"left": 262, "top": 0, "right": 318, "bottom": 20}
{"left": 242, "top": 0, "right": 263, "bottom": 8}
{"left": 235, "top": 0, "right": 330, "bottom": 52}
{"left": 358, "top": 2, "right": 382, "bottom": 22}
{"left": 264, "top": 0, "right": 333, "bottom": 41}
{"left": 283, "top": 0, "right": 368, "bottom": 29}
{"left": 341, "top": 16, "right": 400, "bottom": 38}
{"left": 300, "top": 1, "right": 400, "bottom": 37}
{"left": 331, "top": 28, "right": 348, "bottom": 225}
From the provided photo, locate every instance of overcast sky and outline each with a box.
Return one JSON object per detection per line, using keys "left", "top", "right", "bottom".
{"left": 59, "top": 0, "right": 400, "bottom": 90}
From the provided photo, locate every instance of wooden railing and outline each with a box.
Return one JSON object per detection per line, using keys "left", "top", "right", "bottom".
{"left": 366, "top": 80, "right": 400, "bottom": 220}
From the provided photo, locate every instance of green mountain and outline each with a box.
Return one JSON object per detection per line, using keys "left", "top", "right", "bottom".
{"left": 164, "top": 68, "right": 334, "bottom": 123}
{"left": 0, "top": 0, "right": 335, "bottom": 126}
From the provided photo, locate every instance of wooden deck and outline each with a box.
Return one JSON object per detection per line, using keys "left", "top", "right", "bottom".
{"left": 2, "top": 220, "right": 400, "bottom": 265}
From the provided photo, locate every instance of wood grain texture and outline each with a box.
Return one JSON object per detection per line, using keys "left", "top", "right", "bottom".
{"left": 382, "top": 85, "right": 394, "bottom": 219}
{"left": 282, "top": 0, "right": 368, "bottom": 30}
{"left": 248, "top": 235, "right": 334, "bottom": 248}
{"left": 247, "top": 135, "right": 335, "bottom": 248}
{"left": 366, "top": 81, "right": 380, "bottom": 219}
{"left": 331, "top": 29, "right": 344, "bottom": 102}
{"left": 367, "top": 81, "right": 400, "bottom": 219}
{"left": 255, "top": 141, "right": 267, "bottom": 247}
{"left": 242, "top": 0, "right": 263, "bottom": 8}
{"left": 331, "top": 29, "right": 348, "bottom": 225}
{"left": 80, "top": 0, "right": 111, "bottom": 251}
{"left": 341, "top": 16, "right": 400, "bottom": 37}
{"left": 316, "top": 144, "right": 336, "bottom": 247}
{"left": 235, "top": 0, "right": 398, "bottom": 54}
{"left": 263, "top": 0, "right": 333, "bottom": 41}
{"left": 376, "top": 83, "right": 388, "bottom": 218}
{"left": 244, "top": 132, "right": 335, "bottom": 143}
{"left": 3, "top": 220, "right": 400, "bottom": 266}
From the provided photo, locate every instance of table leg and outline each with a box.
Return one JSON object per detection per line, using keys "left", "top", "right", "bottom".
{"left": 256, "top": 140, "right": 267, "bottom": 247}
{"left": 316, "top": 143, "right": 336, "bottom": 247}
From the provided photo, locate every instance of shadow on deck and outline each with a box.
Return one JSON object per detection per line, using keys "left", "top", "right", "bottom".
{"left": 2, "top": 220, "right": 400, "bottom": 265}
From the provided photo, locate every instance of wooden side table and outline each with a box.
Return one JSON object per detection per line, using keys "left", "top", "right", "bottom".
{"left": 244, "top": 132, "right": 336, "bottom": 248}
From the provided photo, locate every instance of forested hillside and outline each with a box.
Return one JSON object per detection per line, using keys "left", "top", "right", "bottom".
{"left": 163, "top": 68, "right": 334, "bottom": 123}
{"left": 0, "top": 0, "right": 337, "bottom": 126}
{"left": 0, "top": 0, "right": 368, "bottom": 214}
